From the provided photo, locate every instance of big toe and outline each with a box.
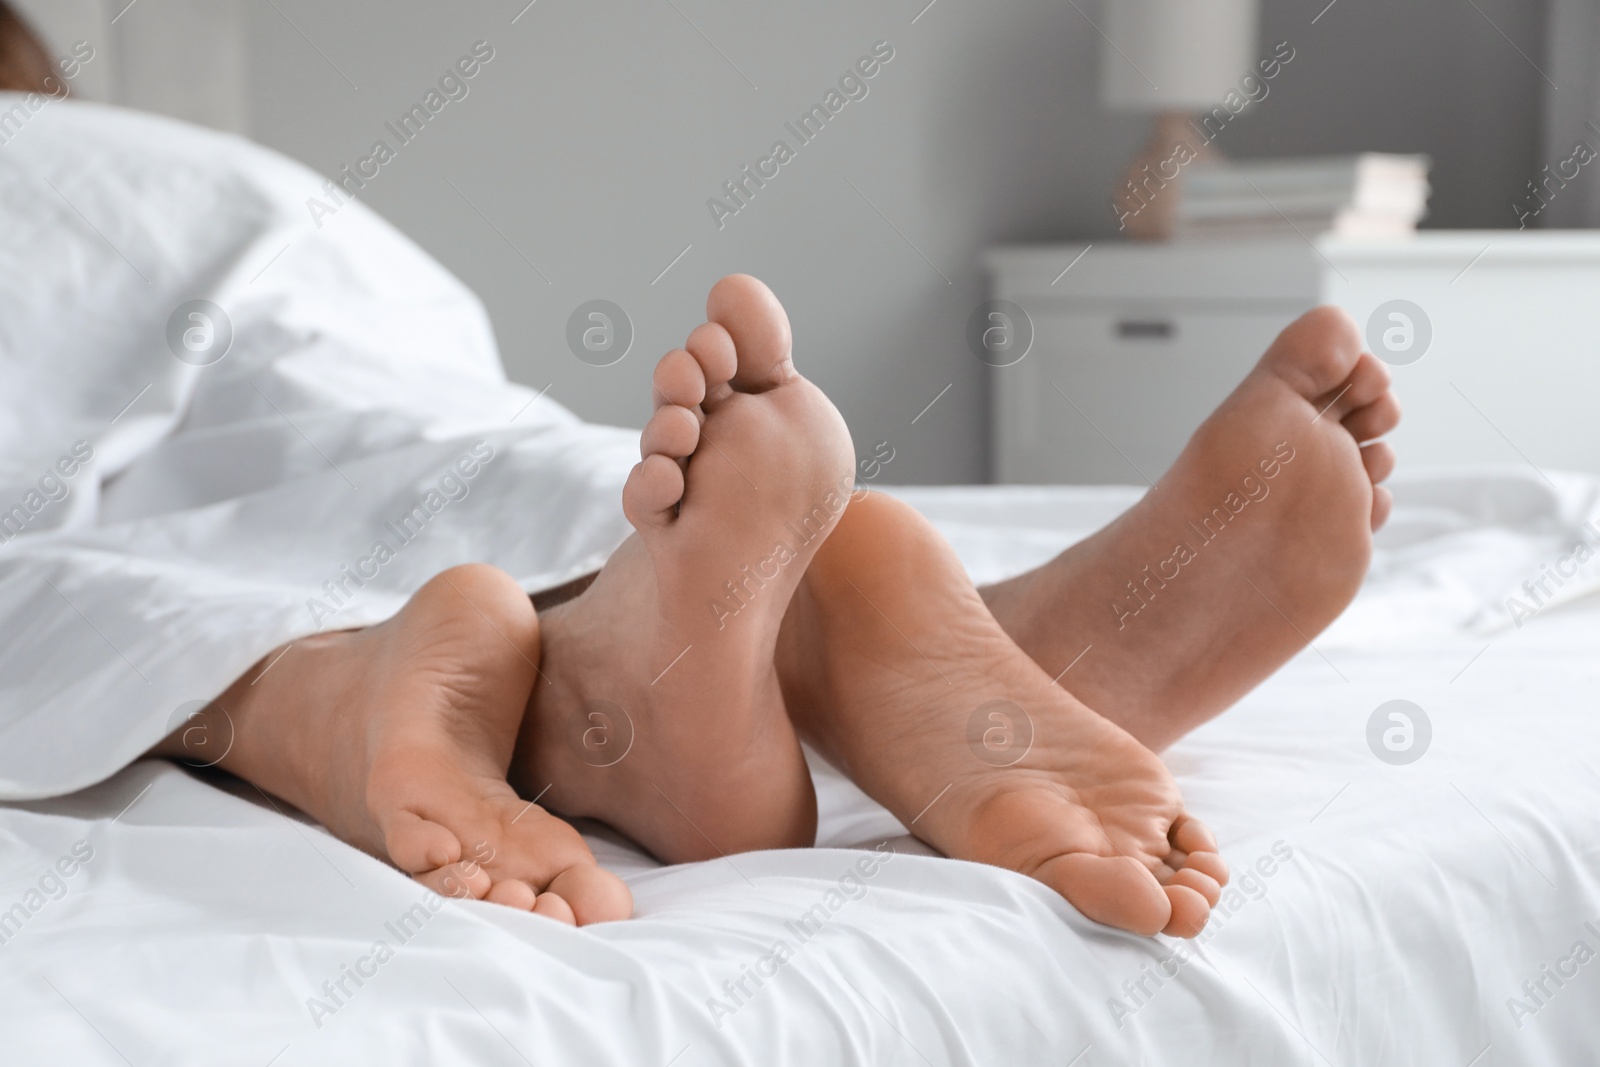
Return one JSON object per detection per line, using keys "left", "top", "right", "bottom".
{"left": 1259, "top": 304, "right": 1365, "bottom": 401}
{"left": 548, "top": 862, "right": 634, "bottom": 924}
{"left": 705, "top": 274, "right": 796, "bottom": 392}
{"left": 494, "top": 804, "right": 636, "bottom": 924}
{"left": 385, "top": 809, "right": 464, "bottom": 874}
{"left": 1034, "top": 852, "right": 1174, "bottom": 937}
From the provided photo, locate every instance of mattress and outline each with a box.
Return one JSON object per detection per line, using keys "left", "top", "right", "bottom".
{"left": 6, "top": 474, "right": 1600, "bottom": 1067}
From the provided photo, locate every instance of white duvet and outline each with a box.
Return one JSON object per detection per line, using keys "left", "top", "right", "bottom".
{"left": 4, "top": 100, "right": 1600, "bottom": 1066}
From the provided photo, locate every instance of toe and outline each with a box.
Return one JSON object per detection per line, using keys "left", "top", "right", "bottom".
{"left": 1344, "top": 391, "right": 1401, "bottom": 443}
{"left": 1179, "top": 849, "right": 1230, "bottom": 887}
{"left": 685, "top": 321, "right": 737, "bottom": 408}
{"left": 384, "top": 810, "right": 462, "bottom": 874}
{"left": 547, "top": 863, "right": 634, "bottom": 925}
{"left": 417, "top": 857, "right": 493, "bottom": 901}
{"left": 640, "top": 405, "right": 700, "bottom": 460}
{"left": 1361, "top": 440, "right": 1396, "bottom": 484}
{"left": 1260, "top": 305, "right": 1364, "bottom": 401}
{"left": 1034, "top": 852, "right": 1172, "bottom": 937}
{"left": 1161, "top": 884, "right": 1211, "bottom": 938}
{"left": 486, "top": 878, "right": 538, "bottom": 910}
{"left": 1372, "top": 485, "right": 1394, "bottom": 531}
{"left": 653, "top": 349, "right": 706, "bottom": 410}
{"left": 1167, "top": 866, "right": 1222, "bottom": 907}
{"left": 1168, "top": 814, "right": 1217, "bottom": 856}
{"left": 1314, "top": 351, "right": 1392, "bottom": 423}
{"left": 622, "top": 454, "right": 686, "bottom": 528}
{"left": 705, "top": 274, "right": 796, "bottom": 393}
{"left": 1341, "top": 352, "right": 1393, "bottom": 409}
{"left": 533, "top": 891, "right": 578, "bottom": 925}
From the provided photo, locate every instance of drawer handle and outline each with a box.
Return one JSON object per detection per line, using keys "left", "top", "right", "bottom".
{"left": 1116, "top": 319, "right": 1175, "bottom": 340}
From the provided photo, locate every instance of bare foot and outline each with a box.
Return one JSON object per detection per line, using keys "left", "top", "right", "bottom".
{"left": 778, "top": 492, "right": 1228, "bottom": 938}
{"left": 154, "top": 564, "right": 633, "bottom": 924}
{"left": 512, "top": 275, "right": 855, "bottom": 863}
{"left": 981, "top": 307, "right": 1401, "bottom": 750}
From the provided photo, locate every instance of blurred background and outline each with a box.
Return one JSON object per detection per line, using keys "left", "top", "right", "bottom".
{"left": 11, "top": 0, "right": 1592, "bottom": 483}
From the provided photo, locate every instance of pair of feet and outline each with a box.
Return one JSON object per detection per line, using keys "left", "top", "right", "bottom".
{"left": 157, "top": 276, "right": 1399, "bottom": 939}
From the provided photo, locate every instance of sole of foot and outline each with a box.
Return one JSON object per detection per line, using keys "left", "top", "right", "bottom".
{"left": 982, "top": 306, "right": 1401, "bottom": 750}
{"left": 157, "top": 564, "right": 633, "bottom": 924}
{"left": 513, "top": 274, "right": 856, "bottom": 864}
{"left": 779, "top": 491, "right": 1229, "bottom": 938}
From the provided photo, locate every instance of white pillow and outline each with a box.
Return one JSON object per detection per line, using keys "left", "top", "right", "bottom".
{"left": 0, "top": 96, "right": 532, "bottom": 534}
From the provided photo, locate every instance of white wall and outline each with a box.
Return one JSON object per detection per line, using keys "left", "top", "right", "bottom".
{"left": 14, "top": 0, "right": 1558, "bottom": 482}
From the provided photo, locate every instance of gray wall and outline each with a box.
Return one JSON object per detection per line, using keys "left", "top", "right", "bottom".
{"left": 1542, "top": 0, "right": 1600, "bottom": 227}
{"left": 21, "top": 0, "right": 1556, "bottom": 482}
{"left": 1229, "top": 0, "right": 1550, "bottom": 232}
{"left": 11, "top": 0, "right": 250, "bottom": 131}
{"left": 242, "top": 0, "right": 1123, "bottom": 485}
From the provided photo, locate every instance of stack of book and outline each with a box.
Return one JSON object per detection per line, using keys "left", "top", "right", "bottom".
{"left": 1175, "top": 154, "right": 1431, "bottom": 240}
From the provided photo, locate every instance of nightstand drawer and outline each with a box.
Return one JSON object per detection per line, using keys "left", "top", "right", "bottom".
{"left": 994, "top": 308, "right": 1305, "bottom": 484}
{"left": 991, "top": 235, "right": 1600, "bottom": 483}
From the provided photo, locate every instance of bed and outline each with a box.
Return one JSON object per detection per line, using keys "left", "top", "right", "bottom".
{"left": 4, "top": 99, "right": 1600, "bottom": 1066}
{"left": 3, "top": 474, "right": 1599, "bottom": 1065}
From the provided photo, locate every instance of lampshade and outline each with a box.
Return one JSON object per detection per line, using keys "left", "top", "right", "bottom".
{"left": 1100, "top": 0, "right": 1260, "bottom": 111}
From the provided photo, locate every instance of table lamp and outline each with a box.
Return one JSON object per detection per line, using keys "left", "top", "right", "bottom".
{"left": 1101, "top": 0, "right": 1259, "bottom": 239}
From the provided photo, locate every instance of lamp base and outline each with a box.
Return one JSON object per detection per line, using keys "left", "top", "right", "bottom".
{"left": 1110, "top": 111, "right": 1217, "bottom": 241}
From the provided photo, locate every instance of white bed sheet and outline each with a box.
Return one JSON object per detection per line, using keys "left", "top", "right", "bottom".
{"left": 6, "top": 475, "right": 1600, "bottom": 1067}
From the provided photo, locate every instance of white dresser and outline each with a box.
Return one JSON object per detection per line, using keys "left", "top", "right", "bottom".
{"left": 984, "top": 234, "right": 1600, "bottom": 484}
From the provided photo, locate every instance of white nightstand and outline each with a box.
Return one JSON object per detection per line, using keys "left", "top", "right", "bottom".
{"left": 984, "top": 234, "right": 1600, "bottom": 484}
